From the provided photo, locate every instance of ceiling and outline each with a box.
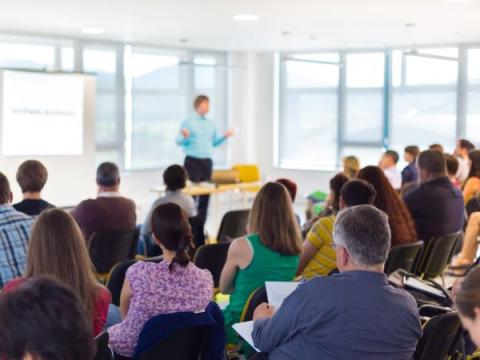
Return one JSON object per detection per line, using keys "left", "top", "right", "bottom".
{"left": 0, "top": 0, "right": 479, "bottom": 51}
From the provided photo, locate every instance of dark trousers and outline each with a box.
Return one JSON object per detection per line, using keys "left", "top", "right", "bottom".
{"left": 184, "top": 156, "right": 213, "bottom": 226}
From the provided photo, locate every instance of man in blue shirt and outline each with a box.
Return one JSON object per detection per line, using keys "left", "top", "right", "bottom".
{"left": 252, "top": 205, "right": 422, "bottom": 360}
{"left": 176, "top": 95, "right": 233, "bottom": 226}
{"left": 402, "top": 145, "right": 420, "bottom": 186}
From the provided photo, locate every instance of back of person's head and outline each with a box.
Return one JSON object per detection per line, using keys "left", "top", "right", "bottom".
{"left": 340, "top": 179, "right": 376, "bottom": 207}
{"left": 342, "top": 156, "right": 360, "bottom": 178}
{"left": 0, "top": 276, "right": 95, "bottom": 360}
{"left": 151, "top": 203, "right": 193, "bottom": 271}
{"left": 455, "top": 267, "right": 480, "bottom": 346}
{"left": 459, "top": 139, "right": 475, "bottom": 152}
{"left": 329, "top": 173, "right": 349, "bottom": 212}
{"left": 404, "top": 145, "right": 420, "bottom": 160}
{"left": 96, "top": 162, "right": 120, "bottom": 187}
{"left": 0, "top": 172, "right": 12, "bottom": 205}
{"left": 276, "top": 178, "right": 297, "bottom": 202}
{"left": 445, "top": 153, "right": 459, "bottom": 176}
{"left": 16, "top": 160, "right": 48, "bottom": 194}
{"left": 249, "top": 182, "right": 302, "bottom": 256}
{"left": 384, "top": 150, "right": 400, "bottom": 164}
{"left": 194, "top": 94, "right": 209, "bottom": 109}
{"left": 468, "top": 150, "right": 480, "bottom": 179}
{"left": 26, "top": 208, "right": 97, "bottom": 315}
{"left": 429, "top": 144, "right": 444, "bottom": 153}
{"left": 333, "top": 205, "right": 391, "bottom": 267}
{"left": 163, "top": 165, "right": 187, "bottom": 191}
{"left": 417, "top": 150, "right": 446, "bottom": 178}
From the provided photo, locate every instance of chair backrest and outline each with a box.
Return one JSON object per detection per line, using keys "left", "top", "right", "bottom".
{"left": 414, "top": 312, "right": 462, "bottom": 360}
{"left": 384, "top": 241, "right": 424, "bottom": 274}
{"left": 88, "top": 228, "right": 139, "bottom": 274}
{"left": 413, "top": 233, "right": 460, "bottom": 279}
{"left": 216, "top": 210, "right": 250, "bottom": 243}
{"left": 94, "top": 331, "right": 114, "bottom": 360}
{"left": 240, "top": 286, "right": 268, "bottom": 322}
{"left": 193, "top": 243, "right": 230, "bottom": 288}
{"left": 231, "top": 164, "right": 260, "bottom": 183}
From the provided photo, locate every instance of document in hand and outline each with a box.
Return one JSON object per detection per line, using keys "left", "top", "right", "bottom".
{"left": 232, "top": 321, "right": 259, "bottom": 352}
{"left": 265, "top": 281, "right": 300, "bottom": 309}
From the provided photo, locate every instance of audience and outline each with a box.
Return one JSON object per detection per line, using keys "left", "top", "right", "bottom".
{"left": 342, "top": 155, "right": 360, "bottom": 179}
{"left": 379, "top": 150, "right": 401, "bottom": 189}
{"left": 404, "top": 150, "right": 464, "bottom": 243}
{"left": 0, "top": 277, "right": 95, "bottom": 360}
{"left": 252, "top": 205, "right": 422, "bottom": 359}
{"left": 445, "top": 153, "right": 461, "bottom": 189}
{"left": 72, "top": 162, "right": 136, "bottom": 241}
{"left": 276, "top": 178, "right": 297, "bottom": 203}
{"left": 455, "top": 139, "right": 475, "bottom": 184}
{"left": 142, "top": 164, "right": 196, "bottom": 239}
{"left": 3, "top": 208, "right": 111, "bottom": 335}
{"left": 463, "top": 150, "right": 480, "bottom": 204}
{"left": 0, "top": 172, "right": 34, "bottom": 288}
{"left": 357, "top": 166, "right": 417, "bottom": 246}
{"left": 451, "top": 212, "right": 480, "bottom": 269}
{"left": 13, "top": 160, "right": 54, "bottom": 216}
{"left": 401, "top": 145, "right": 419, "bottom": 185}
{"left": 429, "top": 143, "right": 444, "bottom": 153}
{"left": 108, "top": 203, "right": 213, "bottom": 357}
{"left": 455, "top": 267, "right": 480, "bottom": 348}
{"left": 298, "top": 179, "right": 376, "bottom": 278}
{"left": 220, "top": 182, "right": 301, "bottom": 345}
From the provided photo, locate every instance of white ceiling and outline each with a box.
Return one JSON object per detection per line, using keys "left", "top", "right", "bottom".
{"left": 0, "top": 0, "right": 479, "bottom": 51}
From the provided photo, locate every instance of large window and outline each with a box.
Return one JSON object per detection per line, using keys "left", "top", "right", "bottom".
{"left": 467, "top": 49, "right": 480, "bottom": 146}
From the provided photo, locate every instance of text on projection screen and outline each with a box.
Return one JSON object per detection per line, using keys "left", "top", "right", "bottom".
{"left": 2, "top": 70, "right": 84, "bottom": 156}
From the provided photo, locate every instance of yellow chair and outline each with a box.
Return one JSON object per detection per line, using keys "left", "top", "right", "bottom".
{"left": 232, "top": 164, "right": 260, "bottom": 183}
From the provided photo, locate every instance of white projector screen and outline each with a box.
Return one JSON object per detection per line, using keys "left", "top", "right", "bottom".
{"left": 2, "top": 70, "right": 84, "bottom": 156}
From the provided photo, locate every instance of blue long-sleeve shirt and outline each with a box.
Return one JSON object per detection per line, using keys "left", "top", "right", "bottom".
{"left": 176, "top": 114, "right": 227, "bottom": 159}
{"left": 252, "top": 271, "right": 422, "bottom": 360}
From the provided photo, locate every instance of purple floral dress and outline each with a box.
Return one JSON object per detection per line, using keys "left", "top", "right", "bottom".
{"left": 108, "top": 260, "right": 213, "bottom": 357}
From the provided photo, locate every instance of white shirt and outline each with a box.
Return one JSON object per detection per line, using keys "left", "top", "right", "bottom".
{"left": 383, "top": 166, "right": 402, "bottom": 189}
{"left": 456, "top": 157, "right": 470, "bottom": 183}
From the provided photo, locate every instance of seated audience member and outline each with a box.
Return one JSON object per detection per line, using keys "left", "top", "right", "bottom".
{"left": 0, "top": 172, "right": 33, "bottom": 288}
{"left": 401, "top": 145, "right": 420, "bottom": 185}
{"left": 455, "top": 267, "right": 480, "bottom": 349}
{"left": 13, "top": 160, "right": 54, "bottom": 216}
{"left": 429, "top": 143, "right": 444, "bottom": 153}
{"left": 220, "top": 182, "right": 301, "bottom": 345}
{"left": 3, "top": 209, "right": 111, "bottom": 335}
{"left": 463, "top": 150, "right": 480, "bottom": 204}
{"left": 404, "top": 150, "right": 464, "bottom": 243}
{"left": 276, "top": 178, "right": 301, "bottom": 224}
{"left": 452, "top": 212, "right": 480, "bottom": 268}
{"left": 252, "top": 205, "right": 422, "bottom": 360}
{"left": 342, "top": 155, "right": 360, "bottom": 179}
{"left": 0, "top": 277, "right": 95, "bottom": 360}
{"left": 109, "top": 203, "right": 213, "bottom": 357}
{"left": 379, "top": 150, "right": 402, "bottom": 189}
{"left": 298, "top": 179, "right": 376, "bottom": 278}
{"left": 455, "top": 139, "right": 475, "bottom": 184}
{"left": 357, "top": 166, "right": 417, "bottom": 246}
{"left": 72, "top": 162, "right": 136, "bottom": 241}
{"left": 445, "top": 153, "right": 461, "bottom": 189}
{"left": 142, "top": 164, "right": 196, "bottom": 239}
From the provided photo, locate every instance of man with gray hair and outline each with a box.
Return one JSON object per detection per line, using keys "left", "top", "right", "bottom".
{"left": 251, "top": 205, "right": 422, "bottom": 360}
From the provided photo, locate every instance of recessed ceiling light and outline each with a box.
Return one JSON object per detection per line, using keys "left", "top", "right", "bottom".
{"left": 232, "top": 14, "right": 259, "bottom": 22}
{"left": 82, "top": 27, "right": 105, "bottom": 34}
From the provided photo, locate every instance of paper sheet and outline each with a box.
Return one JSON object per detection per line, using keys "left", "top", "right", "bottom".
{"left": 232, "top": 321, "right": 259, "bottom": 352}
{"left": 265, "top": 281, "right": 299, "bottom": 309}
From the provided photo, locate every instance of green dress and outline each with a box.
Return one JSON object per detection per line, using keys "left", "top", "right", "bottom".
{"left": 223, "top": 233, "right": 300, "bottom": 344}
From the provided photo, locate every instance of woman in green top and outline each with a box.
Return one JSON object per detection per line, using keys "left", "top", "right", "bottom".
{"left": 220, "top": 182, "right": 302, "bottom": 344}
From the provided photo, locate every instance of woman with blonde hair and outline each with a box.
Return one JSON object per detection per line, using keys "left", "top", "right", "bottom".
{"left": 343, "top": 155, "right": 360, "bottom": 179}
{"left": 220, "top": 182, "right": 302, "bottom": 344}
{"left": 3, "top": 208, "right": 111, "bottom": 336}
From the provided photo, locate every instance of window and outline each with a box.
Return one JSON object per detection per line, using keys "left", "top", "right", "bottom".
{"left": 467, "top": 49, "right": 480, "bottom": 146}
{"left": 0, "top": 42, "right": 55, "bottom": 70}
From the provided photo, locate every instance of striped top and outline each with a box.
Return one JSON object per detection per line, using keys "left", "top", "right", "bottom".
{"left": 302, "top": 215, "right": 337, "bottom": 279}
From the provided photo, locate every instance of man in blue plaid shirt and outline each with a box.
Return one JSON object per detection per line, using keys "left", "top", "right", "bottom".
{"left": 0, "top": 172, "right": 33, "bottom": 288}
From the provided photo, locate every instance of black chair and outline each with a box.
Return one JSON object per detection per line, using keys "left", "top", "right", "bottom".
{"left": 216, "top": 210, "right": 250, "bottom": 243}
{"left": 193, "top": 242, "right": 230, "bottom": 289}
{"left": 384, "top": 241, "right": 424, "bottom": 274}
{"left": 88, "top": 228, "right": 139, "bottom": 276}
{"left": 106, "top": 257, "right": 163, "bottom": 306}
{"left": 94, "top": 331, "right": 114, "bottom": 360}
{"left": 413, "top": 233, "right": 460, "bottom": 281}
{"left": 189, "top": 215, "right": 206, "bottom": 251}
{"left": 414, "top": 311, "right": 462, "bottom": 360}
{"left": 240, "top": 286, "right": 268, "bottom": 322}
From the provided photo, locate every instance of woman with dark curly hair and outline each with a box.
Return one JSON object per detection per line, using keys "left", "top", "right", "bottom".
{"left": 357, "top": 166, "right": 418, "bottom": 247}
{"left": 463, "top": 150, "right": 480, "bottom": 204}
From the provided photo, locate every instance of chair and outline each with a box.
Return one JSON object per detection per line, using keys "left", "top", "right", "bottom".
{"left": 414, "top": 311, "right": 462, "bottom": 360}
{"left": 231, "top": 164, "right": 260, "bottom": 183}
{"left": 94, "top": 331, "right": 114, "bottom": 360}
{"left": 240, "top": 286, "right": 268, "bottom": 322}
{"left": 384, "top": 241, "right": 424, "bottom": 274}
{"left": 88, "top": 229, "right": 139, "bottom": 279}
{"left": 193, "top": 243, "right": 230, "bottom": 289}
{"left": 412, "top": 233, "right": 460, "bottom": 281}
{"left": 216, "top": 210, "right": 250, "bottom": 243}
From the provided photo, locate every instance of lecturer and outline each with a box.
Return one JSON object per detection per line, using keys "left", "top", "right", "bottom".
{"left": 176, "top": 95, "right": 233, "bottom": 225}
